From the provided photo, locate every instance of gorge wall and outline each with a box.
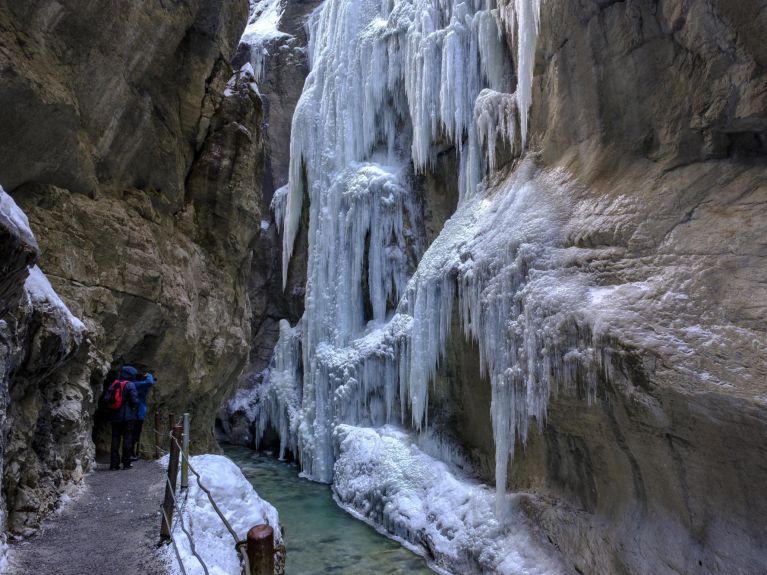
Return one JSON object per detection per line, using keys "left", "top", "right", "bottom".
{"left": 495, "top": 2, "right": 767, "bottom": 574}
{"left": 222, "top": 1, "right": 767, "bottom": 574}
{"left": 0, "top": 0, "right": 764, "bottom": 573}
{"left": 0, "top": 0, "right": 261, "bottom": 541}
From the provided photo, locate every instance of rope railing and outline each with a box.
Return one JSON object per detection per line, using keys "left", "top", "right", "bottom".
{"left": 161, "top": 504, "right": 188, "bottom": 575}
{"left": 154, "top": 412, "right": 281, "bottom": 575}
{"left": 162, "top": 466, "right": 210, "bottom": 575}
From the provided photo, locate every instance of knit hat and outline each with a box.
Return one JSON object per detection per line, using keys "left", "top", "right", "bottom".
{"left": 120, "top": 365, "right": 138, "bottom": 380}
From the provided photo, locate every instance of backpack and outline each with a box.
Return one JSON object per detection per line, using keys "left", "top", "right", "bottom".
{"left": 104, "top": 379, "right": 129, "bottom": 411}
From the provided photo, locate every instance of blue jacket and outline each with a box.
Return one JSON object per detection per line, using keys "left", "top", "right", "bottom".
{"left": 133, "top": 373, "right": 155, "bottom": 421}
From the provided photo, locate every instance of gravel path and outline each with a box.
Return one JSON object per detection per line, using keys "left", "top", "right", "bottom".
{"left": 8, "top": 460, "right": 171, "bottom": 575}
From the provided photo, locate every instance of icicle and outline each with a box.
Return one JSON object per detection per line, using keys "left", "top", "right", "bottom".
{"left": 241, "top": 0, "right": 291, "bottom": 80}
{"left": 264, "top": 0, "right": 555, "bottom": 496}
{"left": 254, "top": 319, "right": 303, "bottom": 460}
{"left": 497, "top": 0, "right": 542, "bottom": 149}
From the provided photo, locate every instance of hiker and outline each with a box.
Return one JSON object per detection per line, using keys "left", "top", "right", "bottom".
{"left": 105, "top": 365, "right": 140, "bottom": 470}
{"left": 131, "top": 369, "right": 156, "bottom": 460}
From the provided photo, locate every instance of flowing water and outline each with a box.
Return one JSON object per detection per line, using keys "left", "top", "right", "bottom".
{"left": 224, "top": 445, "right": 435, "bottom": 575}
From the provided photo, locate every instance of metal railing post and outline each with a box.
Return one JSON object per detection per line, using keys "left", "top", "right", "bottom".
{"left": 168, "top": 412, "right": 175, "bottom": 452}
{"left": 160, "top": 424, "right": 183, "bottom": 541}
{"left": 181, "top": 413, "right": 190, "bottom": 489}
{"left": 154, "top": 411, "right": 161, "bottom": 459}
{"left": 246, "top": 525, "right": 275, "bottom": 575}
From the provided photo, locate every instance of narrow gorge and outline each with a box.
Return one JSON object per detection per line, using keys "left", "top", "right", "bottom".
{"left": 0, "top": 1, "right": 765, "bottom": 574}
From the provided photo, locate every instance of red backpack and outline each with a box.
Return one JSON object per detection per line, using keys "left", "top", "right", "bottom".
{"left": 105, "top": 379, "right": 129, "bottom": 410}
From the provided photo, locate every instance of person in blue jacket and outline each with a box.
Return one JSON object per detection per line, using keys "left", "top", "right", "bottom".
{"left": 131, "top": 369, "right": 156, "bottom": 460}
{"left": 107, "top": 365, "right": 139, "bottom": 470}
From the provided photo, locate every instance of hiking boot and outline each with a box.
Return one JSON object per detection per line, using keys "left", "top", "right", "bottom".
{"left": 123, "top": 463, "right": 134, "bottom": 470}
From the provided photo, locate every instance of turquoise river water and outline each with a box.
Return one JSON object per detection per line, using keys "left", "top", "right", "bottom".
{"left": 224, "top": 445, "right": 435, "bottom": 575}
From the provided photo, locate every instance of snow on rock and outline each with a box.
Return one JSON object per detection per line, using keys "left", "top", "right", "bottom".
{"left": 333, "top": 425, "right": 571, "bottom": 575}
{"left": 0, "top": 185, "right": 37, "bottom": 249}
{"left": 25, "top": 265, "right": 87, "bottom": 334}
{"left": 241, "top": 0, "right": 292, "bottom": 80}
{"left": 162, "top": 454, "right": 282, "bottom": 575}
{"left": 2, "top": 186, "right": 85, "bottom": 336}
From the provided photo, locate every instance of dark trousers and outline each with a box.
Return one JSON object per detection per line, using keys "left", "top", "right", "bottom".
{"left": 132, "top": 418, "right": 145, "bottom": 457}
{"left": 110, "top": 421, "right": 135, "bottom": 468}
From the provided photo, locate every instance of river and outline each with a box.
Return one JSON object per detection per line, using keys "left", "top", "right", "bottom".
{"left": 224, "top": 445, "right": 436, "bottom": 575}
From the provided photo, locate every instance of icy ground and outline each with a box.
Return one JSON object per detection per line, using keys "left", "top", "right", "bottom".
{"left": 162, "top": 454, "right": 282, "bottom": 575}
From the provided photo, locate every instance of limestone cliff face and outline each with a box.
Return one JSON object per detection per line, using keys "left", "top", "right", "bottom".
{"left": 435, "top": 2, "right": 767, "bottom": 574}
{"left": 0, "top": 0, "right": 260, "bottom": 536}
{"left": 219, "top": 0, "right": 321, "bottom": 444}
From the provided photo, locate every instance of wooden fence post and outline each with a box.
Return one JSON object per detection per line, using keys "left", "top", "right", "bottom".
{"left": 160, "top": 424, "right": 183, "bottom": 542}
{"left": 181, "top": 413, "right": 190, "bottom": 489}
{"left": 246, "top": 525, "right": 275, "bottom": 575}
{"left": 154, "top": 412, "right": 161, "bottom": 459}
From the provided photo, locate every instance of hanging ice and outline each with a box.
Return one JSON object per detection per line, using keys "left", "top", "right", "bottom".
{"left": 240, "top": 0, "right": 292, "bottom": 80}
{"left": 262, "top": 0, "right": 552, "bottom": 496}
{"left": 254, "top": 320, "right": 303, "bottom": 460}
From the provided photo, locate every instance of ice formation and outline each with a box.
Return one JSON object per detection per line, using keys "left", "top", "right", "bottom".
{"left": 262, "top": 0, "right": 547, "bottom": 488}
{"left": 246, "top": 0, "right": 560, "bottom": 516}
{"left": 241, "top": 0, "right": 291, "bottom": 80}
{"left": 254, "top": 320, "right": 303, "bottom": 461}
{"left": 333, "top": 425, "right": 570, "bottom": 574}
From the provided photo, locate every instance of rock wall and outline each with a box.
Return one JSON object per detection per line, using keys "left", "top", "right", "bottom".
{"left": 204, "top": 0, "right": 763, "bottom": 573}
{"left": 436, "top": 1, "right": 767, "bottom": 573}
{"left": 0, "top": 189, "right": 89, "bottom": 545}
{"left": 0, "top": 0, "right": 260, "bottom": 536}
{"left": 218, "top": 0, "right": 321, "bottom": 444}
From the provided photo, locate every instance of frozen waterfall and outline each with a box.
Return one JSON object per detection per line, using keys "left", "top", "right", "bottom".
{"left": 255, "top": 0, "right": 561, "bottom": 504}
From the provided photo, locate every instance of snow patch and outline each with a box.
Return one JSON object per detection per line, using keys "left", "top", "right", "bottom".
{"left": 0, "top": 185, "right": 37, "bottom": 249}
{"left": 162, "top": 454, "right": 282, "bottom": 575}
{"left": 25, "top": 265, "right": 86, "bottom": 334}
{"left": 333, "top": 425, "right": 570, "bottom": 575}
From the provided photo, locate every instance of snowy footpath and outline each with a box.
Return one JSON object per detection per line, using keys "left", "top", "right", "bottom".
{"left": 8, "top": 460, "right": 170, "bottom": 575}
